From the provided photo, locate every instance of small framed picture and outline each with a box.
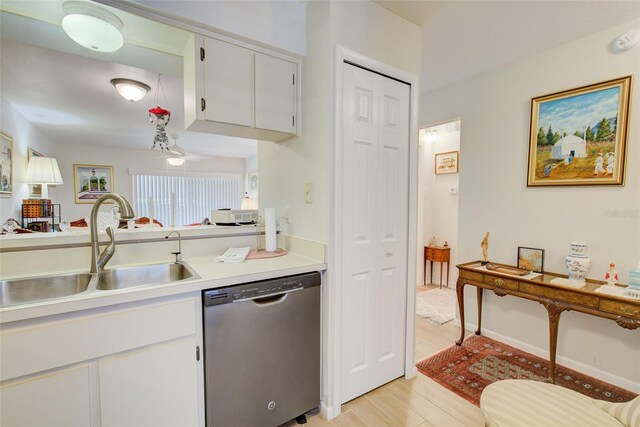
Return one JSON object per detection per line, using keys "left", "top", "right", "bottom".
{"left": 517, "top": 247, "right": 545, "bottom": 273}
{"left": 74, "top": 164, "right": 114, "bottom": 204}
{"left": 28, "top": 148, "right": 43, "bottom": 198}
{"left": 435, "top": 151, "right": 459, "bottom": 175}
{"left": 0, "top": 131, "right": 13, "bottom": 196}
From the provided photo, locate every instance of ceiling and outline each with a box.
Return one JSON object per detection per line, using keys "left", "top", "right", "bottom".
{"left": 374, "top": 1, "right": 640, "bottom": 92}
{"left": 0, "top": 1, "right": 258, "bottom": 159}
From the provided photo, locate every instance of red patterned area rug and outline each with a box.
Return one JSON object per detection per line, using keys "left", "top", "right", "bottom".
{"left": 416, "top": 335, "right": 637, "bottom": 407}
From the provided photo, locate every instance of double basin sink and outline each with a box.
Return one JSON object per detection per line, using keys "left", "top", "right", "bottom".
{"left": 0, "top": 262, "right": 199, "bottom": 307}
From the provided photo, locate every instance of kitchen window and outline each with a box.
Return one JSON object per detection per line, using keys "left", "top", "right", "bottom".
{"left": 131, "top": 169, "right": 241, "bottom": 226}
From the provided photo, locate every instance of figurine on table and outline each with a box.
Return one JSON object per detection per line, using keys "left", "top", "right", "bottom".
{"left": 428, "top": 236, "right": 437, "bottom": 247}
{"left": 605, "top": 262, "right": 618, "bottom": 286}
{"left": 481, "top": 232, "right": 490, "bottom": 265}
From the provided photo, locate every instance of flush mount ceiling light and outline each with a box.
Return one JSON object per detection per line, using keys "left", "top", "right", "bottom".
{"left": 111, "top": 78, "right": 151, "bottom": 102}
{"left": 166, "top": 157, "right": 185, "bottom": 166}
{"left": 61, "top": 1, "right": 124, "bottom": 52}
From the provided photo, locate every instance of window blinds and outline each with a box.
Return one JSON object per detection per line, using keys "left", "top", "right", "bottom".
{"left": 132, "top": 173, "right": 240, "bottom": 226}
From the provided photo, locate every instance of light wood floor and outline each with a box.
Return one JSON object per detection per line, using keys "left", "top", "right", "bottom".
{"left": 282, "top": 284, "right": 484, "bottom": 427}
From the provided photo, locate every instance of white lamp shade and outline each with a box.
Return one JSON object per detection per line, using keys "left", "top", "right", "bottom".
{"left": 26, "top": 157, "right": 64, "bottom": 185}
{"left": 61, "top": 1, "right": 124, "bottom": 53}
{"left": 111, "top": 78, "right": 150, "bottom": 102}
{"left": 240, "top": 193, "right": 258, "bottom": 210}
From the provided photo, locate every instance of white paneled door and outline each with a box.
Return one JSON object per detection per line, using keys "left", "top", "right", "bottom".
{"left": 341, "top": 63, "right": 410, "bottom": 403}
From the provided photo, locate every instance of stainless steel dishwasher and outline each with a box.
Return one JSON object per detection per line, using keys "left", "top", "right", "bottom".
{"left": 203, "top": 272, "right": 321, "bottom": 427}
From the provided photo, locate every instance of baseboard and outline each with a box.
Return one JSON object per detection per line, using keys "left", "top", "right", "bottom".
{"left": 462, "top": 322, "right": 640, "bottom": 393}
{"left": 319, "top": 402, "right": 338, "bottom": 421}
{"left": 405, "top": 365, "right": 418, "bottom": 379}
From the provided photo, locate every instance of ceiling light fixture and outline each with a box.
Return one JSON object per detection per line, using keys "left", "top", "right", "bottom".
{"left": 166, "top": 157, "right": 185, "bottom": 166}
{"left": 61, "top": 1, "right": 124, "bottom": 52}
{"left": 111, "top": 78, "right": 151, "bottom": 102}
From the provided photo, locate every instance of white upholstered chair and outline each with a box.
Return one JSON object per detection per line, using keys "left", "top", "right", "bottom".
{"left": 480, "top": 379, "right": 640, "bottom": 427}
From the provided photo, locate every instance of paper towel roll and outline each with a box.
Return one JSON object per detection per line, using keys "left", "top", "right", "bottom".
{"left": 264, "top": 208, "right": 276, "bottom": 252}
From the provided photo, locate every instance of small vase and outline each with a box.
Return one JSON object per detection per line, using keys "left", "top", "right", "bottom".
{"left": 565, "top": 243, "right": 591, "bottom": 284}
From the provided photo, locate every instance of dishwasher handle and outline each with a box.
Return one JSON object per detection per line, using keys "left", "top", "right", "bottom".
{"left": 232, "top": 286, "right": 303, "bottom": 305}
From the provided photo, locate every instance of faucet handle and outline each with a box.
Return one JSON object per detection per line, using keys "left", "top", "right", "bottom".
{"left": 171, "top": 251, "right": 182, "bottom": 263}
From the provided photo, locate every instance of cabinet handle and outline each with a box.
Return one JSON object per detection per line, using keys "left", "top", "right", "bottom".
{"left": 292, "top": 115, "right": 295, "bottom": 127}
{"left": 201, "top": 98, "right": 206, "bottom": 111}
{"left": 200, "top": 47, "right": 205, "bottom": 61}
{"left": 196, "top": 346, "right": 200, "bottom": 361}
{"left": 495, "top": 279, "right": 505, "bottom": 287}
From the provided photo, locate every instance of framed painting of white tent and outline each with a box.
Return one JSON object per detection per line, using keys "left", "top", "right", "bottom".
{"left": 527, "top": 76, "right": 631, "bottom": 187}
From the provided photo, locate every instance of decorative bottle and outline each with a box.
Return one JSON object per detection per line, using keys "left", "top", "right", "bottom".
{"left": 565, "top": 243, "right": 591, "bottom": 284}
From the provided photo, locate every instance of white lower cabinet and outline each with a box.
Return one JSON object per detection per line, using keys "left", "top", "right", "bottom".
{"left": 99, "top": 336, "right": 199, "bottom": 427}
{"left": 0, "top": 294, "right": 204, "bottom": 427}
{"left": 1, "top": 365, "right": 92, "bottom": 426}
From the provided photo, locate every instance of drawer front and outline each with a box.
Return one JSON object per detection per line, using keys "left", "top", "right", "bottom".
{"left": 600, "top": 300, "right": 640, "bottom": 319}
{"left": 425, "top": 248, "right": 448, "bottom": 261}
{"left": 483, "top": 275, "right": 519, "bottom": 291}
{"left": 459, "top": 270, "right": 483, "bottom": 283}
{"left": 520, "top": 283, "right": 599, "bottom": 307}
{"left": 1, "top": 296, "right": 198, "bottom": 382}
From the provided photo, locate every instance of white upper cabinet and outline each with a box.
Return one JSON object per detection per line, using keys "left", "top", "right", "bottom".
{"left": 255, "top": 52, "right": 297, "bottom": 134}
{"left": 184, "top": 34, "right": 300, "bottom": 142}
{"left": 202, "top": 37, "right": 254, "bottom": 128}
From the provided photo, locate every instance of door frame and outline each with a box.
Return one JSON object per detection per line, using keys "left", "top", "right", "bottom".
{"left": 324, "top": 46, "right": 419, "bottom": 420}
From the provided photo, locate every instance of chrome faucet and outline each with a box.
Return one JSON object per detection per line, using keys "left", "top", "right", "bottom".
{"left": 90, "top": 193, "right": 135, "bottom": 273}
{"left": 165, "top": 231, "right": 182, "bottom": 263}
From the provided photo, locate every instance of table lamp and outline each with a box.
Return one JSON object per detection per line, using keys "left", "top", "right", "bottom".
{"left": 25, "top": 156, "right": 64, "bottom": 199}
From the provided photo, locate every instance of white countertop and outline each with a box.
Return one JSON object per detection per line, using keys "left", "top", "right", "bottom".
{"left": 0, "top": 252, "right": 326, "bottom": 324}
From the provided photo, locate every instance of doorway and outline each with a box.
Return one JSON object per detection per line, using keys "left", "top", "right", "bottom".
{"left": 415, "top": 120, "right": 461, "bottom": 362}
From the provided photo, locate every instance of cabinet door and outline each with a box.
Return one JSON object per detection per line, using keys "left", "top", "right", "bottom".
{"left": 255, "top": 53, "right": 297, "bottom": 134}
{"left": 203, "top": 37, "right": 254, "bottom": 127}
{"left": 1, "top": 365, "right": 92, "bottom": 426}
{"left": 99, "top": 336, "right": 199, "bottom": 427}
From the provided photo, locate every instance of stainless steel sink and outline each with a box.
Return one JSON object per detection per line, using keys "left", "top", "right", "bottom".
{"left": 95, "top": 262, "right": 198, "bottom": 291}
{"left": 0, "top": 273, "right": 93, "bottom": 306}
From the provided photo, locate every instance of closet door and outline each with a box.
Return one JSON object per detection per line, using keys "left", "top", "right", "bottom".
{"left": 341, "top": 63, "right": 410, "bottom": 403}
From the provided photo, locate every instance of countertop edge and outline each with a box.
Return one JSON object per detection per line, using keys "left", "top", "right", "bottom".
{"left": 0, "top": 254, "right": 327, "bottom": 324}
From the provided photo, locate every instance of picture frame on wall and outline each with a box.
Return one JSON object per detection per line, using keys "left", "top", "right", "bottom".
{"left": 73, "top": 164, "right": 114, "bottom": 204}
{"left": 248, "top": 170, "right": 258, "bottom": 193}
{"left": 28, "top": 148, "right": 43, "bottom": 198}
{"left": 517, "top": 247, "right": 545, "bottom": 273}
{"left": 0, "top": 131, "right": 13, "bottom": 197}
{"left": 527, "top": 75, "right": 631, "bottom": 187}
{"left": 435, "top": 150, "right": 459, "bottom": 175}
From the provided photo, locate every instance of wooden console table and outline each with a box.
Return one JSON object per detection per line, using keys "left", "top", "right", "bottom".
{"left": 456, "top": 261, "right": 640, "bottom": 383}
{"left": 424, "top": 246, "right": 451, "bottom": 288}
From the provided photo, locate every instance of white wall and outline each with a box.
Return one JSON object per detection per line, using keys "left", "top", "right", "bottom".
{"left": 0, "top": 98, "right": 56, "bottom": 221}
{"left": 135, "top": 0, "right": 307, "bottom": 56}
{"left": 259, "top": 0, "right": 421, "bottom": 244}
{"left": 420, "top": 19, "right": 640, "bottom": 390}
{"left": 330, "top": 0, "right": 421, "bottom": 77}
{"left": 258, "top": 0, "right": 332, "bottom": 243}
{"left": 419, "top": 122, "right": 460, "bottom": 287}
{"left": 50, "top": 142, "right": 246, "bottom": 222}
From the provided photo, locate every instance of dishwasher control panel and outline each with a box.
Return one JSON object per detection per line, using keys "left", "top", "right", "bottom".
{"left": 203, "top": 272, "right": 320, "bottom": 306}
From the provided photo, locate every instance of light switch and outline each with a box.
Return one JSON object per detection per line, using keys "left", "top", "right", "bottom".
{"left": 304, "top": 183, "right": 312, "bottom": 204}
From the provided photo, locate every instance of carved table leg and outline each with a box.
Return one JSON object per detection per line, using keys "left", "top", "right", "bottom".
{"left": 455, "top": 279, "right": 466, "bottom": 345}
{"left": 429, "top": 261, "right": 433, "bottom": 286}
{"left": 475, "top": 287, "right": 483, "bottom": 336}
{"left": 539, "top": 298, "right": 571, "bottom": 384}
